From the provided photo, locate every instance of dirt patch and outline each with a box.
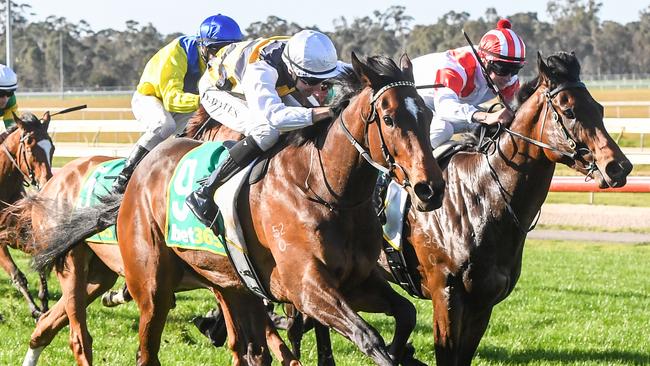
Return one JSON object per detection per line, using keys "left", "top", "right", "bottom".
{"left": 539, "top": 203, "right": 650, "bottom": 230}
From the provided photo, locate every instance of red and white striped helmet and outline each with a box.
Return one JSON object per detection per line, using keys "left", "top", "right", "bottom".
{"left": 479, "top": 19, "right": 526, "bottom": 65}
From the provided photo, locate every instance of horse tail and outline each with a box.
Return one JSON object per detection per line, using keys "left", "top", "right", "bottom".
{"left": 32, "top": 192, "right": 123, "bottom": 272}
{"left": 0, "top": 194, "right": 39, "bottom": 250}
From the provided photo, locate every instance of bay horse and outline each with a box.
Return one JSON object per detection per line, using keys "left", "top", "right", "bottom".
{"left": 0, "top": 112, "right": 54, "bottom": 318}
{"left": 32, "top": 53, "right": 445, "bottom": 365}
{"left": 390, "top": 51, "right": 632, "bottom": 365}
{"left": 280, "top": 51, "right": 634, "bottom": 366}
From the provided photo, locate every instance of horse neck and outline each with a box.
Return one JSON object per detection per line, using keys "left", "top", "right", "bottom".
{"left": 484, "top": 90, "right": 557, "bottom": 224}
{"left": 0, "top": 131, "right": 25, "bottom": 203}
{"left": 304, "top": 94, "right": 379, "bottom": 204}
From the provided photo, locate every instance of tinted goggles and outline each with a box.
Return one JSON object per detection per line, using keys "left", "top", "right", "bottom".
{"left": 299, "top": 76, "right": 326, "bottom": 86}
{"left": 489, "top": 61, "right": 523, "bottom": 77}
{"left": 0, "top": 90, "right": 14, "bottom": 97}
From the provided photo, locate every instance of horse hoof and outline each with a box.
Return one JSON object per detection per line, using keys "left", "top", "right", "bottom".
{"left": 400, "top": 343, "right": 427, "bottom": 366}
{"left": 101, "top": 291, "right": 120, "bottom": 307}
{"left": 30, "top": 309, "right": 42, "bottom": 320}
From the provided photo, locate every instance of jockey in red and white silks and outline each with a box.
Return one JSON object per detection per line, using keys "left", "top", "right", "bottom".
{"left": 412, "top": 19, "right": 526, "bottom": 148}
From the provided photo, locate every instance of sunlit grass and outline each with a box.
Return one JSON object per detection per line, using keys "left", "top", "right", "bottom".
{"left": 1, "top": 241, "right": 649, "bottom": 365}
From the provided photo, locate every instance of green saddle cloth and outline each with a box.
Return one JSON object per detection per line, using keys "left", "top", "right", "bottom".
{"left": 75, "top": 142, "right": 230, "bottom": 255}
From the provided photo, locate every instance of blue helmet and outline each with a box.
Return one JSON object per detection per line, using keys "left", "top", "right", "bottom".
{"left": 198, "top": 14, "right": 244, "bottom": 47}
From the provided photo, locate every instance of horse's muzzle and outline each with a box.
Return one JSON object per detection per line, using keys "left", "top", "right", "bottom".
{"left": 413, "top": 181, "right": 445, "bottom": 211}
{"left": 602, "top": 159, "right": 633, "bottom": 188}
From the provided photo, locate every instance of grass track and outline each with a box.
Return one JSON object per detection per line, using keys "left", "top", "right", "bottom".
{"left": 1, "top": 240, "right": 649, "bottom": 365}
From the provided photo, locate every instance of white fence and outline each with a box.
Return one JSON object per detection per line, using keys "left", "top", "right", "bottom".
{"left": 48, "top": 118, "right": 650, "bottom": 164}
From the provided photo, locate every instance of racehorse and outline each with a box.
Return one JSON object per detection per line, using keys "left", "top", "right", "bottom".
{"left": 391, "top": 51, "right": 632, "bottom": 365}
{"left": 277, "top": 51, "right": 634, "bottom": 366}
{"left": 31, "top": 53, "right": 445, "bottom": 365}
{"left": 0, "top": 112, "right": 54, "bottom": 318}
{"left": 13, "top": 116, "right": 294, "bottom": 365}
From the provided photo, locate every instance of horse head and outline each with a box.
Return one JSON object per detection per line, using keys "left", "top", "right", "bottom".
{"left": 347, "top": 52, "right": 445, "bottom": 211}
{"left": 10, "top": 112, "right": 54, "bottom": 189}
{"left": 525, "top": 51, "right": 632, "bottom": 187}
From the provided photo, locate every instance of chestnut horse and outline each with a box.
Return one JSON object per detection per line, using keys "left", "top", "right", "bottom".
{"left": 390, "top": 51, "right": 632, "bottom": 365}
{"left": 13, "top": 121, "right": 262, "bottom": 366}
{"left": 31, "top": 54, "right": 445, "bottom": 365}
{"left": 0, "top": 112, "right": 54, "bottom": 318}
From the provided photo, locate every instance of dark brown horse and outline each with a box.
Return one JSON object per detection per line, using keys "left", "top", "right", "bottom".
{"left": 32, "top": 53, "right": 445, "bottom": 365}
{"left": 282, "top": 51, "right": 634, "bottom": 366}
{"left": 0, "top": 112, "right": 53, "bottom": 318}
{"left": 390, "top": 51, "right": 632, "bottom": 365}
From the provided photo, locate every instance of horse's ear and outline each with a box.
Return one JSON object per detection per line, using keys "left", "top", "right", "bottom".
{"left": 41, "top": 111, "right": 51, "bottom": 131}
{"left": 399, "top": 53, "right": 414, "bottom": 83}
{"left": 351, "top": 52, "right": 379, "bottom": 88}
{"left": 537, "top": 51, "right": 551, "bottom": 83}
{"left": 12, "top": 112, "right": 25, "bottom": 130}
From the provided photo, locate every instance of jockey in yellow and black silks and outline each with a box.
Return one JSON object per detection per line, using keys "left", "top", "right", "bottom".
{"left": 0, "top": 64, "right": 19, "bottom": 131}
{"left": 111, "top": 14, "right": 244, "bottom": 194}
{"left": 186, "top": 30, "right": 348, "bottom": 227}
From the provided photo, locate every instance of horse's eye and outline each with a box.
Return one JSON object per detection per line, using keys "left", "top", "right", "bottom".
{"left": 383, "top": 115, "right": 394, "bottom": 127}
{"left": 563, "top": 109, "right": 575, "bottom": 119}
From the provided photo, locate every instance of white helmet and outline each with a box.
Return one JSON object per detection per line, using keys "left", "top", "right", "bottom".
{"left": 282, "top": 30, "right": 344, "bottom": 79}
{"left": 0, "top": 64, "right": 17, "bottom": 91}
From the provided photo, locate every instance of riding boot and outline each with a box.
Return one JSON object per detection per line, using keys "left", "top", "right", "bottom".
{"left": 185, "top": 135, "right": 263, "bottom": 227}
{"left": 111, "top": 145, "right": 149, "bottom": 194}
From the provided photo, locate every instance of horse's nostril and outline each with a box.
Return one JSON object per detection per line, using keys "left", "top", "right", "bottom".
{"left": 606, "top": 160, "right": 632, "bottom": 179}
{"left": 413, "top": 182, "right": 434, "bottom": 202}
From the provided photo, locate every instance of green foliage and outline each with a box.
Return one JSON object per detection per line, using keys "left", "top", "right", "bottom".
{"left": 2, "top": 0, "right": 650, "bottom": 89}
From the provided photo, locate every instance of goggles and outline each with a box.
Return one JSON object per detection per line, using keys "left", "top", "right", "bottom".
{"left": 0, "top": 90, "right": 14, "bottom": 97}
{"left": 489, "top": 61, "right": 523, "bottom": 77}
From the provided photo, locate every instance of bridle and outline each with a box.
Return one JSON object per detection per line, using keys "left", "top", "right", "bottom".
{"left": 1, "top": 130, "right": 43, "bottom": 189}
{"left": 304, "top": 80, "right": 419, "bottom": 212}
{"left": 339, "top": 80, "right": 416, "bottom": 186}
{"left": 479, "top": 80, "right": 599, "bottom": 233}
{"left": 501, "top": 80, "right": 598, "bottom": 177}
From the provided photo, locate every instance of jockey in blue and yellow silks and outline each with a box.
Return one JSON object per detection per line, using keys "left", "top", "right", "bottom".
{"left": 112, "top": 14, "right": 244, "bottom": 193}
{"left": 0, "top": 64, "right": 19, "bottom": 131}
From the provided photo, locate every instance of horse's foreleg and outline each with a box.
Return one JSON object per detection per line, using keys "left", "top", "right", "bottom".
{"left": 264, "top": 309, "right": 301, "bottom": 366}
{"left": 456, "top": 308, "right": 493, "bottom": 366}
{"left": 24, "top": 257, "right": 118, "bottom": 366}
{"left": 347, "top": 269, "right": 421, "bottom": 365}
{"left": 432, "top": 277, "right": 465, "bottom": 366}
{"left": 313, "top": 322, "right": 335, "bottom": 366}
{"left": 38, "top": 271, "right": 49, "bottom": 313}
{"left": 59, "top": 246, "right": 95, "bottom": 366}
{"left": 0, "top": 244, "right": 41, "bottom": 318}
{"left": 213, "top": 289, "right": 274, "bottom": 366}
{"left": 288, "top": 263, "right": 394, "bottom": 366}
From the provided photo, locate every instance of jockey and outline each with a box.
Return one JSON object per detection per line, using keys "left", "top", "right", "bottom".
{"left": 111, "top": 14, "right": 244, "bottom": 193}
{"left": 185, "top": 29, "right": 346, "bottom": 227}
{"left": 0, "top": 64, "right": 19, "bottom": 131}
{"left": 412, "top": 19, "right": 526, "bottom": 148}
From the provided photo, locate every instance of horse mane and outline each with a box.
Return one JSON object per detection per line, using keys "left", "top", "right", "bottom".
{"left": 179, "top": 106, "right": 222, "bottom": 139}
{"left": 283, "top": 55, "right": 406, "bottom": 147}
{"left": 517, "top": 51, "right": 581, "bottom": 105}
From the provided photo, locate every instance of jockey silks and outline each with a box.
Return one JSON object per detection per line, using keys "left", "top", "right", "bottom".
{"left": 136, "top": 36, "right": 207, "bottom": 114}
{"left": 205, "top": 36, "right": 297, "bottom": 98}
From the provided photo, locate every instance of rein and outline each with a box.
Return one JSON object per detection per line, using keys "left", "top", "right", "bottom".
{"left": 304, "top": 81, "right": 416, "bottom": 212}
{"left": 479, "top": 81, "right": 596, "bottom": 233}
{"left": 1, "top": 131, "right": 39, "bottom": 189}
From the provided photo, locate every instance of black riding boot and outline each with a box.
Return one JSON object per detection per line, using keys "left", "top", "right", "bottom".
{"left": 185, "top": 135, "right": 263, "bottom": 227}
{"left": 111, "top": 145, "right": 149, "bottom": 194}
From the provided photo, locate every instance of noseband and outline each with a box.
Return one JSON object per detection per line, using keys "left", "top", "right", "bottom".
{"left": 338, "top": 80, "right": 416, "bottom": 186}
{"left": 1, "top": 130, "right": 41, "bottom": 189}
